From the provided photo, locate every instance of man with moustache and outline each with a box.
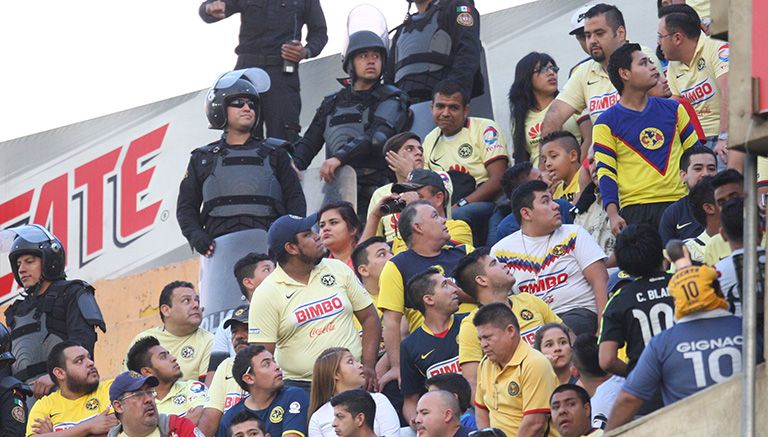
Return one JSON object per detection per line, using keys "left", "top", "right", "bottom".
{"left": 248, "top": 215, "right": 381, "bottom": 391}
{"left": 107, "top": 371, "right": 203, "bottom": 437}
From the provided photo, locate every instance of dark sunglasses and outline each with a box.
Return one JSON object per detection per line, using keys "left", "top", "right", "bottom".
{"left": 228, "top": 98, "right": 257, "bottom": 110}
{"left": 535, "top": 65, "right": 559, "bottom": 75}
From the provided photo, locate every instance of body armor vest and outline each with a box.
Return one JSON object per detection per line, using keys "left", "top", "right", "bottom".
{"left": 201, "top": 145, "right": 284, "bottom": 219}
{"left": 324, "top": 103, "right": 371, "bottom": 158}
{"left": 6, "top": 281, "right": 73, "bottom": 383}
{"left": 393, "top": 5, "right": 453, "bottom": 84}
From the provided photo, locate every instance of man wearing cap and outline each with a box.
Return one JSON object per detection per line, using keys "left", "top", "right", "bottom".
{"left": 198, "top": 305, "right": 252, "bottom": 436}
{"left": 365, "top": 167, "right": 472, "bottom": 255}
{"left": 216, "top": 345, "right": 308, "bottom": 437}
{"left": 108, "top": 371, "right": 203, "bottom": 437}
{"left": 126, "top": 336, "right": 210, "bottom": 421}
{"left": 292, "top": 30, "right": 409, "bottom": 218}
{"left": 248, "top": 214, "right": 381, "bottom": 391}
{"left": 26, "top": 341, "right": 116, "bottom": 436}
{"left": 377, "top": 200, "right": 475, "bottom": 388}
{"left": 567, "top": 3, "right": 596, "bottom": 74}
{"left": 605, "top": 254, "right": 763, "bottom": 430}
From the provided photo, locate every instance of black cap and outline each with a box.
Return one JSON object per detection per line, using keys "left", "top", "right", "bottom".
{"left": 392, "top": 169, "right": 448, "bottom": 194}
{"left": 223, "top": 304, "right": 249, "bottom": 329}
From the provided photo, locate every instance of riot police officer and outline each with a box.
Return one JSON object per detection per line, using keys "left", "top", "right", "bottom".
{"left": 176, "top": 69, "right": 306, "bottom": 321}
{"left": 292, "top": 31, "right": 410, "bottom": 220}
{"left": 3, "top": 225, "right": 105, "bottom": 400}
{"left": 386, "top": 0, "right": 483, "bottom": 104}
{"left": 0, "top": 323, "right": 29, "bottom": 436}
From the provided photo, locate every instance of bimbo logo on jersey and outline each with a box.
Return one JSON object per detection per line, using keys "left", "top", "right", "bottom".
{"left": 520, "top": 325, "right": 543, "bottom": 346}
{"left": 427, "top": 356, "right": 461, "bottom": 377}
{"left": 681, "top": 78, "right": 716, "bottom": 106}
{"left": 589, "top": 91, "right": 619, "bottom": 117}
{"left": 292, "top": 293, "right": 345, "bottom": 326}
{"left": 0, "top": 125, "right": 168, "bottom": 300}
{"left": 519, "top": 272, "right": 569, "bottom": 295}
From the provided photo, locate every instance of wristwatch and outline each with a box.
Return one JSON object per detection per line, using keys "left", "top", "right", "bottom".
{"left": 718, "top": 132, "right": 729, "bottom": 141}
{"left": 457, "top": 198, "right": 469, "bottom": 207}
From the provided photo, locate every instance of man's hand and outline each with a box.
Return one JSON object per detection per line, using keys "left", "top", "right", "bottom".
{"left": 320, "top": 157, "right": 342, "bottom": 182}
{"left": 362, "top": 365, "right": 379, "bottom": 392}
{"left": 379, "top": 366, "right": 400, "bottom": 390}
{"left": 31, "top": 374, "right": 55, "bottom": 399}
{"left": 205, "top": 0, "right": 226, "bottom": 19}
{"left": 608, "top": 211, "right": 626, "bottom": 236}
{"left": 385, "top": 150, "right": 418, "bottom": 179}
{"left": 281, "top": 41, "right": 307, "bottom": 63}
{"left": 31, "top": 417, "right": 53, "bottom": 434}
{"left": 714, "top": 139, "right": 728, "bottom": 164}
{"left": 87, "top": 408, "right": 119, "bottom": 435}
{"left": 186, "top": 405, "right": 204, "bottom": 424}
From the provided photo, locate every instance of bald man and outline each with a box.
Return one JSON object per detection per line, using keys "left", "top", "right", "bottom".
{"left": 413, "top": 390, "right": 469, "bottom": 437}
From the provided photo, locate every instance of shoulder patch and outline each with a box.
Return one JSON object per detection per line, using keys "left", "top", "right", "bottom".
{"left": 11, "top": 405, "right": 25, "bottom": 423}
{"left": 456, "top": 12, "right": 474, "bottom": 27}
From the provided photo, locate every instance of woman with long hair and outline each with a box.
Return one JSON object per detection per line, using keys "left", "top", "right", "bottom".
{"left": 508, "top": 52, "right": 587, "bottom": 167}
{"left": 534, "top": 323, "right": 578, "bottom": 385}
{"left": 308, "top": 348, "right": 400, "bottom": 437}
{"left": 318, "top": 201, "right": 361, "bottom": 269}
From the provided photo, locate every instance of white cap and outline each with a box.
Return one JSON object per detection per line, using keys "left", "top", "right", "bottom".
{"left": 569, "top": 4, "right": 596, "bottom": 35}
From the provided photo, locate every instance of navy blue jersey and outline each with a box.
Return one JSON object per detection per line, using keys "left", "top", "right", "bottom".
{"left": 216, "top": 386, "right": 308, "bottom": 437}
{"left": 599, "top": 273, "right": 675, "bottom": 371}
{"left": 400, "top": 313, "right": 467, "bottom": 396}
{"left": 658, "top": 195, "right": 704, "bottom": 245}
{"left": 624, "top": 312, "right": 762, "bottom": 405}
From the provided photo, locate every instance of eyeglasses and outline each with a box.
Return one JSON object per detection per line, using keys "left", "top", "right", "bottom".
{"left": 228, "top": 98, "right": 257, "bottom": 110}
{"left": 120, "top": 389, "right": 157, "bottom": 402}
{"left": 657, "top": 32, "right": 677, "bottom": 41}
{"left": 535, "top": 65, "right": 559, "bottom": 75}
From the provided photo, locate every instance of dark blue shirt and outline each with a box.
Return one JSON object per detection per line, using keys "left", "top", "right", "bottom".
{"left": 658, "top": 195, "right": 704, "bottom": 244}
{"left": 216, "top": 386, "right": 309, "bottom": 437}
{"left": 496, "top": 198, "right": 572, "bottom": 242}
{"left": 623, "top": 312, "right": 762, "bottom": 405}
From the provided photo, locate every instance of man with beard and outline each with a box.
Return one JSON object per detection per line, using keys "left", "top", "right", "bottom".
{"left": 125, "top": 282, "right": 214, "bottom": 382}
{"left": 108, "top": 371, "right": 203, "bottom": 437}
{"left": 126, "top": 337, "right": 209, "bottom": 421}
{"left": 26, "top": 341, "right": 117, "bottom": 435}
{"left": 543, "top": 4, "right": 659, "bottom": 134}
{"left": 248, "top": 215, "right": 381, "bottom": 391}
{"left": 198, "top": 305, "right": 253, "bottom": 436}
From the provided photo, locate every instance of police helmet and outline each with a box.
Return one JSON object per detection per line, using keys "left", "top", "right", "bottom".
{"left": 6, "top": 224, "right": 66, "bottom": 288}
{"left": 343, "top": 30, "right": 388, "bottom": 75}
{"left": 0, "top": 323, "right": 14, "bottom": 363}
{"left": 205, "top": 68, "right": 271, "bottom": 130}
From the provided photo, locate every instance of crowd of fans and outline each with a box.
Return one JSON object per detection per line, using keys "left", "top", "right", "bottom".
{"left": 2, "top": 1, "right": 766, "bottom": 437}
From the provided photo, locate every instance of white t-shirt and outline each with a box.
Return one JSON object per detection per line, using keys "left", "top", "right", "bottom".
{"left": 491, "top": 224, "right": 606, "bottom": 314}
{"left": 211, "top": 324, "right": 236, "bottom": 358}
{"left": 308, "top": 392, "right": 401, "bottom": 437}
{"left": 590, "top": 375, "right": 625, "bottom": 430}
{"left": 714, "top": 247, "right": 766, "bottom": 316}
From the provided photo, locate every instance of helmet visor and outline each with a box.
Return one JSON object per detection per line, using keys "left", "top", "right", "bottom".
{"left": 214, "top": 68, "right": 271, "bottom": 94}
{"left": 0, "top": 225, "right": 56, "bottom": 252}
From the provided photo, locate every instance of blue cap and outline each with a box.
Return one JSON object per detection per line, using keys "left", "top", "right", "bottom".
{"left": 267, "top": 213, "right": 318, "bottom": 258}
{"left": 607, "top": 269, "right": 636, "bottom": 296}
{"left": 109, "top": 371, "right": 159, "bottom": 402}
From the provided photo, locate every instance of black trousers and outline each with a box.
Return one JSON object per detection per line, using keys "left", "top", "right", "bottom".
{"left": 620, "top": 202, "right": 674, "bottom": 234}
{"left": 235, "top": 61, "right": 302, "bottom": 142}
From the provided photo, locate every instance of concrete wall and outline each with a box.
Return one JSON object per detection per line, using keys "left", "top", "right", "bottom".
{"left": 607, "top": 364, "right": 766, "bottom": 436}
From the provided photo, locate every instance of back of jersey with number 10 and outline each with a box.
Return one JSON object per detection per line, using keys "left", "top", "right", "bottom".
{"left": 599, "top": 273, "right": 675, "bottom": 371}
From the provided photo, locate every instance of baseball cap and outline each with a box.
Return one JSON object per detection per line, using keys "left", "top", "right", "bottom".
{"left": 607, "top": 269, "right": 636, "bottom": 296}
{"left": 267, "top": 213, "right": 318, "bottom": 258}
{"left": 109, "top": 371, "right": 159, "bottom": 402}
{"left": 569, "top": 4, "right": 595, "bottom": 35}
{"left": 223, "top": 304, "right": 249, "bottom": 329}
{"left": 668, "top": 264, "right": 729, "bottom": 319}
{"left": 392, "top": 169, "right": 447, "bottom": 194}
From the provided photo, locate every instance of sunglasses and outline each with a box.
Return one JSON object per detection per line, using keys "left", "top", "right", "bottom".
{"left": 228, "top": 98, "right": 257, "bottom": 110}
{"left": 535, "top": 65, "right": 559, "bottom": 75}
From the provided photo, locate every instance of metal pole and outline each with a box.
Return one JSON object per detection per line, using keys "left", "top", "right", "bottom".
{"left": 742, "top": 150, "right": 757, "bottom": 437}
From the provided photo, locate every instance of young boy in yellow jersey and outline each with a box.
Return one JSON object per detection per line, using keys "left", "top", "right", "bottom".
{"left": 542, "top": 131, "right": 583, "bottom": 203}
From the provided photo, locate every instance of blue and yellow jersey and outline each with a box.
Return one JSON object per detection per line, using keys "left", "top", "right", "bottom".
{"left": 594, "top": 97, "right": 699, "bottom": 209}
{"left": 400, "top": 314, "right": 467, "bottom": 396}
